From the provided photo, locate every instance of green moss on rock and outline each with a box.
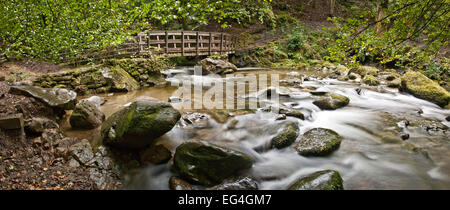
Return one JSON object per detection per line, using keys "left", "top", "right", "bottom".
{"left": 271, "top": 121, "right": 299, "bottom": 149}
{"left": 294, "top": 128, "right": 342, "bottom": 156}
{"left": 288, "top": 170, "right": 344, "bottom": 190}
{"left": 101, "top": 98, "right": 181, "bottom": 149}
{"left": 401, "top": 71, "right": 450, "bottom": 107}
{"left": 362, "top": 75, "right": 379, "bottom": 86}
{"left": 173, "top": 141, "right": 254, "bottom": 186}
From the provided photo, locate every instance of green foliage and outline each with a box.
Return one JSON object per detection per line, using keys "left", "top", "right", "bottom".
{"left": 0, "top": 0, "right": 274, "bottom": 63}
{"left": 325, "top": 0, "right": 450, "bottom": 70}
{"left": 425, "top": 61, "right": 442, "bottom": 80}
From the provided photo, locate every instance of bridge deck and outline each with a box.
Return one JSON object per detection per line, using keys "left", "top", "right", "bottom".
{"left": 137, "top": 31, "right": 235, "bottom": 57}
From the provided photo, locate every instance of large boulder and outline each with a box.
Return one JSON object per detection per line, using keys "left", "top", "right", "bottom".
{"left": 9, "top": 85, "right": 77, "bottom": 114}
{"left": 199, "top": 58, "right": 238, "bottom": 75}
{"left": 294, "top": 128, "right": 342, "bottom": 156}
{"left": 70, "top": 100, "right": 105, "bottom": 129}
{"left": 288, "top": 170, "right": 344, "bottom": 190}
{"left": 101, "top": 67, "right": 140, "bottom": 92}
{"left": 312, "top": 93, "right": 350, "bottom": 110}
{"left": 101, "top": 98, "right": 181, "bottom": 149}
{"left": 271, "top": 121, "right": 299, "bottom": 149}
{"left": 173, "top": 141, "right": 254, "bottom": 186}
{"left": 401, "top": 71, "right": 450, "bottom": 107}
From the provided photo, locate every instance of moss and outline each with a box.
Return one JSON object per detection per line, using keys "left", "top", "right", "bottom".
{"left": 362, "top": 75, "right": 379, "bottom": 86}
{"left": 294, "top": 128, "right": 342, "bottom": 156}
{"left": 330, "top": 94, "right": 350, "bottom": 105}
{"left": 288, "top": 170, "right": 344, "bottom": 190}
{"left": 401, "top": 71, "right": 450, "bottom": 107}
{"left": 387, "top": 78, "right": 401, "bottom": 88}
{"left": 173, "top": 141, "right": 254, "bottom": 186}
{"left": 354, "top": 65, "right": 379, "bottom": 76}
{"left": 271, "top": 122, "right": 299, "bottom": 149}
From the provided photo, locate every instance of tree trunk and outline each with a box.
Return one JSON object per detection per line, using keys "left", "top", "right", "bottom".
{"left": 330, "top": 0, "right": 336, "bottom": 16}
{"left": 375, "top": 0, "right": 389, "bottom": 34}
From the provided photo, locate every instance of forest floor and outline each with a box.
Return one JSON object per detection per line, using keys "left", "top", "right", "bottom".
{"left": 0, "top": 82, "right": 98, "bottom": 190}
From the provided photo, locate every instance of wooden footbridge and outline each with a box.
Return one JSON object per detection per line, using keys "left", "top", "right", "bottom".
{"left": 136, "top": 31, "right": 236, "bottom": 57}
{"left": 64, "top": 30, "right": 242, "bottom": 65}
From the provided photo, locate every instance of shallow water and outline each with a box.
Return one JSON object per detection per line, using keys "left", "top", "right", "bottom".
{"left": 62, "top": 67, "right": 450, "bottom": 190}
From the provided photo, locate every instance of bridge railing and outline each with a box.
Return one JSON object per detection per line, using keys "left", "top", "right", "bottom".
{"left": 137, "top": 31, "right": 236, "bottom": 57}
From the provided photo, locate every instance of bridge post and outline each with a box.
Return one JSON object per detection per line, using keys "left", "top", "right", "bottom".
{"left": 165, "top": 31, "right": 168, "bottom": 54}
{"left": 196, "top": 31, "right": 199, "bottom": 56}
{"left": 209, "top": 32, "right": 212, "bottom": 56}
{"left": 181, "top": 31, "right": 185, "bottom": 56}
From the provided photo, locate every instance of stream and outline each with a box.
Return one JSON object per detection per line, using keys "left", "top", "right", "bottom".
{"left": 62, "top": 67, "right": 450, "bottom": 190}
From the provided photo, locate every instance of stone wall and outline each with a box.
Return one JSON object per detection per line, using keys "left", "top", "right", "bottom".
{"left": 33, "top": 58, "right": 170, "bottom": 95}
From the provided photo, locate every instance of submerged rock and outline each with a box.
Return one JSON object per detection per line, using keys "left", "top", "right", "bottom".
{"left": 139, "top": 144, "right": 172, "bottom": 165}
{"left": 173, "top": 141, "right": 254, "bottom": 186}
{"left": 9, "top": 85, "right": 77, "bottom": 113}
{"left": 294, "top": 128, "right": 342, "bottom": 156}
{"left": 288, "top": 170, "right": 344, "bottom": 190}
{"left": 312, "top": 93, "right": 350, "bottom": 110}
{"left": 70, "top": 100, "right": 105, "bottom": 129}
{"left": 401, "top": 71, "right": 450, "bottom": 107}
{"left": 199, "top": 58, "right": 238, "bottom": 75}
{"left": 207, "top": 176, "right": 258, "bottom": 190}
{"left": 101, "top": 98, "right": 181, "bottom": 149}
{"left": 271, "top": 121, "right": 299, "bottom": 149}
{"left": 169, "top": 176, "right": 196, "bottom": 190}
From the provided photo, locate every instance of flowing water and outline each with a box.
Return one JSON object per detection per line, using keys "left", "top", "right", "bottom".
{"left": 62, "top": 67, "right": 450, "bottom": 190}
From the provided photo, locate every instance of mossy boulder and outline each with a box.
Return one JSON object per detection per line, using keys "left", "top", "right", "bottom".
{"left": 362, "top": 75, "right": 379, "bottom": 86}
{"left": 271, "top": 121, "right": 299, "bottom": 149}
{"left": 312, "top": 93, "right": 350, "bottom": 110}
{"left": 294, "top": 128, "right": 342, "bottom": 156}
{"left": 101, "top": 98, "right": 181, "bottom": 149}
{"left": 173, "top": 141, "right": 254, "bottom": 186}
{"left": 401, "top": 71, "right": 450, "bottom": 107}
{"left": 69, "top": 100, "right": 105, "bottom": 129}
{"left": 288, "top": 170, "right": 344, "bottom": 190}
{"left": 101, "top": 67, "right": 140, "bottom": 92}
{"left": 353, "top": 65, "right": 379, "bottom": 76}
